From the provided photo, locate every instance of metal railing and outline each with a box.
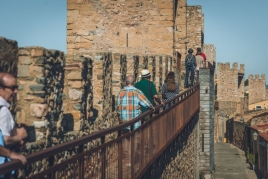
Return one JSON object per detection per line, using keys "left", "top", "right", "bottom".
{"left": 0, "top": 84, "right": 200, "bottom": 179}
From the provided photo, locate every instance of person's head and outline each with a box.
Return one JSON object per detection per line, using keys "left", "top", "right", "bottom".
{"left": 197, "top": 47, "right": 202, "bottom": 52}
{"left": 165, "top": 71, "right": 175, "bottom": 82}
{"left": 126, "top": 75, "right": 135, "bottom": 86}
{"left": 188, "top": 48, "right": 194, "bottom": 54}
{"left": 141, "top": 69, "right": 151, "bottom": 80}
{"left": 0, "top": 72, "right": 18, "bottom": 103}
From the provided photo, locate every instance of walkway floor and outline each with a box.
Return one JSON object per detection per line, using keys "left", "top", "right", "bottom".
{"left": 215, "top": 142, "right": 258, "bottom": 179}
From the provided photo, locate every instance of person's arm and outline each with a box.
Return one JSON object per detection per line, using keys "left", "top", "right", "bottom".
{"left": 137, "top": 91, "right": 154, "bottom": 110}
{"left": 151, "top": 82, "right": 164, "bottom": 106}
{"left": 0, "top": 146, "right": 27, "bottom": 164}
{"left": 4, "top": 127, "right": 27, "bottom": 147}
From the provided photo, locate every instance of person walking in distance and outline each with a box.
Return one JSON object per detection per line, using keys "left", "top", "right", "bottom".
{"left": 184, "top": 48, "right": 196, "bottom": 88}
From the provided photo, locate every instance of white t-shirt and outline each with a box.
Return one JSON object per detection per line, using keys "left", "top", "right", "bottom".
{"left": 0, "top": 96, "right": 15, "bottom": 136}
{"left": 195, "top": 55, "right": 205, "bottom": 70}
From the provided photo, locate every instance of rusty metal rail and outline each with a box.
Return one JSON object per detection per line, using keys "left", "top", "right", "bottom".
{"left": 0, "top": 84, "right": 200, "bottom": 179}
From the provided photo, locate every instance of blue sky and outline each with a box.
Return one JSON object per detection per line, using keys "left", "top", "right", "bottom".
{"left": 0, "top": 0, "right": 267, "bottom": 80}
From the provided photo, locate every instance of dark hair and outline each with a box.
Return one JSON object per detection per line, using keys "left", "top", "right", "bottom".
{"left": 197, "top": 47, "right": 202, "bottom": 52}
{"left": 165, "top": 72, "right": 175, "bottom": 82}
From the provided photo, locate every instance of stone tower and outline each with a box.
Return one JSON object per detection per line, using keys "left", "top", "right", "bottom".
{"left": 248, "top": 74, "right": 266, "bottom": 105}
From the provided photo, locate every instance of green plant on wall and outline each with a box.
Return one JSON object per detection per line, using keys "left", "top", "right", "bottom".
{"left": 246, "top": 148, "right": 255, "bottom": 164}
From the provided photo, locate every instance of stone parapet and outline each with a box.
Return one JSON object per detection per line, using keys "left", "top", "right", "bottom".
{"left": 16, "top": 47, "right": 65, "bottom": 151}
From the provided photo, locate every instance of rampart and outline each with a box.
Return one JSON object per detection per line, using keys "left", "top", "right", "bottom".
{"left": 248, "top": 74, "right": 266, "bottom": 105}
{"left": 0, "top": 36, "right": 174, "bottom": 153}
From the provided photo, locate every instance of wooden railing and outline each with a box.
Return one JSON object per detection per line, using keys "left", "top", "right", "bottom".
{"left": 0, "top": 84, "right": 200, "bottom": 179}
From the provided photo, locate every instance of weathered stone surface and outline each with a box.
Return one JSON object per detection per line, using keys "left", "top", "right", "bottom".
{"left": 73, "top": 103, "right": 82, "bottom": 110}
{"left": 18, "top": 55, "right": 33, "bottom": 65}
{"left": 31, "top": 47, "right": 44, "bottom": 57}
{"left": 67, "top": 81, "right": 83, "bottom": 88}
{"left": 30, "top": 104, "right": 48, "bottom": 117}
{"left": 17, "top": 65, "right": 28, "bottom": 77}
{"left": 66, "top": 71, "right": 82, "bottom": 80}
{"left": 68, "top": 89, "right": 82, "bottom": 100}
{"left": 33, "top": 120, "right": 48, "bottom": 128}
{"left": 29, "top": 84, "right": 45, "bottom": 91}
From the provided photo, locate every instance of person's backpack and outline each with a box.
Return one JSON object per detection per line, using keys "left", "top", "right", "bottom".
{"left": 186, "top": 55, "right": 194, "bottom": 67}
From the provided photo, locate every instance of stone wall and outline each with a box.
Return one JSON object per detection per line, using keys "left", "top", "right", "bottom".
{"left": 217, "top": 62, "right": 244, "bottom": 102}
{"left": 16, "top": 47, "right": 65, "bottom": 151}
{"left": 248, "top": 74, "right": 266, "bottom": 105}
{"left": 142, "top": 115, "right": 199, "bottom": 179}
{"left": 203, "top": 44, "right": 216, "bottom": 64}
{"left": 232, "top": 121, "right": 247, "bottom": 151}
{"left": 67, "top": 0, "right": 174, "bottom": 56}
{"left": 0, "top": 37, "right": 18, "bottom": 74}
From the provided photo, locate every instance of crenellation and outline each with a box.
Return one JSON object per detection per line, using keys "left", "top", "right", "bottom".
{"left": 262, "top": 74, "right": 266, "bottom": 80}
{"left": 232, "top": 62, "right": 238, "bottom": 71}
{"left": 239, "top": 64, "right": 245, "bottom": 74}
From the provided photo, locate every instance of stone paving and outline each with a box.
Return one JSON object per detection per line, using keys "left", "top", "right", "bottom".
{"left": 215, "top": 142, "right": 258, "bottom": 179}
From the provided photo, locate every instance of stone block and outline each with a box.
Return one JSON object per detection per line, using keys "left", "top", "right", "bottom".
{"left": 18, "top": 56, "right": 32, "bottom": 65}
{"left": 73, "top": 103, "right": 82, "bottom": 110}
{"left": 30, "top": 104, "right": 48, "bottom": 117}
{"left": 70, "top": 110, "right": 81, "bottom": 121}
{"left": 17, "top": 65, "right": 28, "bottom": 77}
{"left": 31, "top": 48, "right": 44, "bottom": 57}
{"left": 33, "top": 120, "right": 48, "bottom": 128}
{"left": 66, "top": 71, "right": 82, "bottom": 80}
{"left": 29, "top": 84, "right": 45, "bottom": 91}
{"left": 36, "top": 77, "right": 46, "bottom": 84}
{"left": 35, "top": 56, "right": 45, "bottom": 65}
{"left": 68, "top": 89, "right": 82, "bottom": 100}
{"left": 67, "top": 81, "right": 83, "bottom": 88}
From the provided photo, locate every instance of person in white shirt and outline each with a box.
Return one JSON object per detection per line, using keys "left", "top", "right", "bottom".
{"left": 0, "top": 72, "right": 27, "bottom": 147}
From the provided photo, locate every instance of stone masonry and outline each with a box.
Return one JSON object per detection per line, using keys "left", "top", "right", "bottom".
{"left": 0, "top": 37, "right": 18, "bottom": 74}
{"left": 67, "top": 0, "right": 175, "bottom": 55}
{"left": 215, "top": 62, "right": 245, "bottom": 142}
{"left": 203, "top": 44, "right": 216, "bottom": 64}
{"left": 16, "top": 47, "right": 65, "bottom": 151}
{"left": 248, "top": 74, "right": 266, "bottom": 105}
{"left": 67, "top": 0, "right": 206, "bottom": 88}
{"left": 199, "top": 65, "right": 215, "bottom": 178}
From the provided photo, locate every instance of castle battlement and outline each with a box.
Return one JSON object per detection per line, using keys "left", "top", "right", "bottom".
{"left": 217, "top": 62, "right": 244, "bottom": 72}
{"left": 239, "top": 64, "right": 244, "bottom": 74}
{"left": 248, "top": 74, "right": 266, "bottom": 80}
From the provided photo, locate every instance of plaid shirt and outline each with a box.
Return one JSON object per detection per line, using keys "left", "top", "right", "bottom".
{"left": 116, "top": 86, "right": 152, "bottom": 129}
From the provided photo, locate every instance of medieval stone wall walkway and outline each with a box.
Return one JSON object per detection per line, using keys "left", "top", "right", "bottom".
{"left": 215, "top": 143, "right": 257, "bottom": 179}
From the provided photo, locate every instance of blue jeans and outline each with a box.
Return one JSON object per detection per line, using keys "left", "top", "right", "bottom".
{"left": 184, "top": 67, "right": 194, "bottom": 87}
